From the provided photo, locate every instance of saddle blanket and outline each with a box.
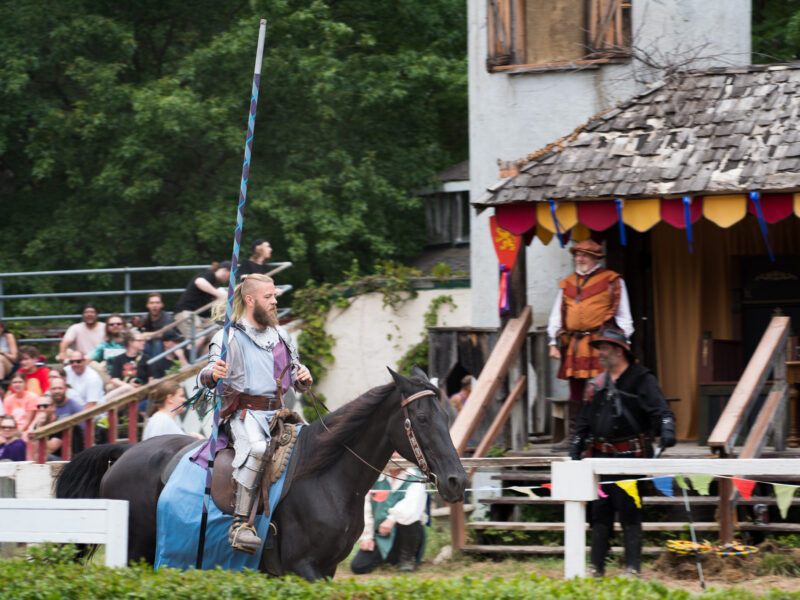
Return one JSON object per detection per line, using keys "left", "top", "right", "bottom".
{"left": 154, "top": 444, "right": 294, "bottom": 571}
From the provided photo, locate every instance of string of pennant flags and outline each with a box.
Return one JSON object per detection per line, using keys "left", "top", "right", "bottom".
{"left": 375, "top": 474, "right": 800, "bottom": 520}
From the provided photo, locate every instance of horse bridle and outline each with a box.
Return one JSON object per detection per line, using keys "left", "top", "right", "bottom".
{"left": 308, "top": 385, "right": 439, "bottom": 485}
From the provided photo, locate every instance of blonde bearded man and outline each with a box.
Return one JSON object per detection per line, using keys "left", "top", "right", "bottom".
{"left": 199, "top": 274, "right": 312, "bottom": 553}
{"left": 547, "top": 240, "right": 633, "bottom": 452}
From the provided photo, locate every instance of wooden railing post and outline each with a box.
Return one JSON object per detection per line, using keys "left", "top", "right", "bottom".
{"left": 449, "top": 502, "right": 466, "bottom": 553}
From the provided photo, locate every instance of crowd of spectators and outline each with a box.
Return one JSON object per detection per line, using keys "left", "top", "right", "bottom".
{"left": 0, "top": 244, "right": 278, "bottom": 462}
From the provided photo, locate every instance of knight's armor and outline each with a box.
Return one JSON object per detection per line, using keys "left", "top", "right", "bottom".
{"left": 201, "top": 318, "right": 308, "bottom": 553}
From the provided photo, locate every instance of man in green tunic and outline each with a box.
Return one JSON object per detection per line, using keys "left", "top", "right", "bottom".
{"left": 351, "top": 453, "right": 427, "bottom": 573}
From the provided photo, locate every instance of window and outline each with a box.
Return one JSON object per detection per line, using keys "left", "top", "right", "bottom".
{"left": 487, "top": 0, "right": 632, "bottom": 71}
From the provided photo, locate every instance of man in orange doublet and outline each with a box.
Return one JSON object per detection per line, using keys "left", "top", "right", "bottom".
{"left": 547, "top": 240, "right": 633, "bottom": 451}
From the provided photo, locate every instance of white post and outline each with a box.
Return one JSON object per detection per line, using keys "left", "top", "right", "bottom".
{"left": 104, "top": 499, "right": 129, "bottom": 567}
{"left": 551, "top": 459, "right": 597, "bottom": 579}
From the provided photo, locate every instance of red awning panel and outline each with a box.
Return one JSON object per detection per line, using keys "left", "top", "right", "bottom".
{"left": 661, "top": 197, "right": 703, "bottom": 228}
{"left": 576, "top": 200, "right": 618, "bottom": 231}
{"left": 749, "top": 193, "right": 793, "bottom": 223}
{"left": 495, "top": 202, "right": 537, "bottom": 235}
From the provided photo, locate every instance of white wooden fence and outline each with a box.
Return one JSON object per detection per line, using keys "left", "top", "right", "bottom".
{"left": 551, "top": 458, "right": 797, "bottom": 579}
{"left": 0, "top": 498, "right": 129, "bottom": 567}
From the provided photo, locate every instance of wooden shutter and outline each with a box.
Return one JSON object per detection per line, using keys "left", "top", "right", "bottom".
{"left": 487, "top": 0, "right": 524, "bottom": 68}
{"left": 588, "top": 0, "right": 631, "bottom": 55}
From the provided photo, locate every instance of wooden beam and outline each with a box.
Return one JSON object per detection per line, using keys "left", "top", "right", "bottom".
{"left": 469, "top": 376, "right": 527, "bottom": 476}
{"left": 450, "top": 306, "right": 532, "bottom": 455}
{"left": 740, "top": 385, "right": 789, "bottom": 459}
{"left": 708, "top": 316, "right": 790, "bottom": 453}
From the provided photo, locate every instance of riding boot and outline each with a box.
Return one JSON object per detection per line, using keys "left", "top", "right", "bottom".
{"left": 589, "top": 522, "right": 611, "bottom": 576}
{"left": 550, "top": 397, "right": 582, "bottom": 453}
{"left": 229, "top": 483, "right": 263, "bottom": 554}
{"left": 395, "top": 524, "right": 422, "bottom": 572}
{"left": 622, "top": 524, "right": 642, "bottom": 574}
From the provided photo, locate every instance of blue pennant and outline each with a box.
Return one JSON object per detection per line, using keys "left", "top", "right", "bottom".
{"left": 653, "top": 476, "right": 674, "bottom": 497}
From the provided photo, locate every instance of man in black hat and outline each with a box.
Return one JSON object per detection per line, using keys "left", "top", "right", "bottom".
{"left": 570, "top": 327, "right": 676, "bottom": 577}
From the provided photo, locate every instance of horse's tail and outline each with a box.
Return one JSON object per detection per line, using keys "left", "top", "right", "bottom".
{"left": 55, "top": 443, "right": 130, "bottom": 499}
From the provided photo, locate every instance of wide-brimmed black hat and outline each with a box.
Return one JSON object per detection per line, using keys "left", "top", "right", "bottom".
{"left": 589, "top": 327, "right": 634, "bottom": 360}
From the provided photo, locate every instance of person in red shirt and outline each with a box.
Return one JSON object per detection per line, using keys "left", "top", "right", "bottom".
{"left": 18, "top": 345, "right": 50, "bottom": 396}
{"left": 3, "top": 372, "right": 38, "bottom": 431}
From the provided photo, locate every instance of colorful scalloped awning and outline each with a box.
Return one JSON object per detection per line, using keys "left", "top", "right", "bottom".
{"left": 494, "top": 193, "right": 800, "bottom": 244}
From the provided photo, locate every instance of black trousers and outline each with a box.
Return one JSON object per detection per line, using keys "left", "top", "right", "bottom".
{"left": 350, "top": 522, "right": 423, "bottom": 574}
{"left": 590, "top": 479, "right": 642, "bottom": 573}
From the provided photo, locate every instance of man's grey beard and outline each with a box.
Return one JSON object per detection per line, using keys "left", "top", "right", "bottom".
{"left": 253, "top": 303, "right": 279, "bottom": 328}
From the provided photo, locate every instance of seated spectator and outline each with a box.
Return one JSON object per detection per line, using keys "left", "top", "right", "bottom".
{"left": 25, "top": 395, "right": 83, "bottom": 460}
{"left": 0, "top": 319, "right": 19, "bottom": 381}
{"left": 143, "top": 381, "right": 203, "bottom": 440}
{"left": 58, "top": 303, "right": 106, "bottom": 362}
{"left": 238, "top": 239, "right": 272, "bottom": 279}
{"left": 3, "top": 372, "right": 38, "bottom": 431}
{"left": 65, "top": 351, "right": 105, "bottom": 409}
{"left": 89, "top": 314, "right": 127, "bottom": 376}
{"left": 448, "top": 376, "right": 472, "bottom": 413}
{"left": 104, "top": 329, "right": 148, "bottom": 402}
{"left": 18, "top": 345, "right": 50, "bottom": 395}
{"left": 48, "top": 365, "right": 81, "bottom": 405}
{"left": 49, "top": 377, "right": 83, "bottom": 420}
{"left": 0, "top": 416, "right": 27, "bottom": 461}
{"left": 145, "top": 329, "right": 188, "bottom": 382}
{"left": 137, "top": 293, "right": 175, "bottom": 357}
{"left": 173, "top": 261, "right": 230, "bottom": 354}
{"left": 351, "top": 452, "right": 427, "bottom": 574}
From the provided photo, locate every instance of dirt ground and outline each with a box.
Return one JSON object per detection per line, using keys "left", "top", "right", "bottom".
{"left": 334, "top": 542, "right": 800, "bottom": 595}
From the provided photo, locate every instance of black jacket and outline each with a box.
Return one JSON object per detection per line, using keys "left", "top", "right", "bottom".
{"left": 574, "top": 363, "right": 672, "bottom": 441}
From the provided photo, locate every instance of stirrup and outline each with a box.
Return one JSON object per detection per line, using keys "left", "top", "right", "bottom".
{"left": 229, "top": 520, "right": 262, "bottom": 554}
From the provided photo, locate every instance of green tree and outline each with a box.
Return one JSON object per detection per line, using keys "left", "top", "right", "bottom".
{"left": 0, "top": 0, "right": 467, "bottom": 293}
{"left": 753, "top": 0, "right": 800, "bottom": 63}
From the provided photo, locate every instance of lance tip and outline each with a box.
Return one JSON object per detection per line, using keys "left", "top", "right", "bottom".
{"left": 260, "top": 18, "right": 266, "bottom": 25}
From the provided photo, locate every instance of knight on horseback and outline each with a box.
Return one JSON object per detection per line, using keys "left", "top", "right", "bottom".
{"left": 200, "top": 273, "right": 312, "bottom": 554}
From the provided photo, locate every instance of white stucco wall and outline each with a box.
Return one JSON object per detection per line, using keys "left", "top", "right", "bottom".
{"left": 469, "top": 0, "right": 752, "bottom": 328}
{"left": 314, "top": 287, "right": 471, "bottom": 409}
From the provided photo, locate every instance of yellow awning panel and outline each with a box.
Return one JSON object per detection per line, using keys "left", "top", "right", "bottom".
{"left": 571, "top": 223, "right": 592, "bottom": 242}
{"left": 621, "top": 198, "right": 661, "bottom": 232}
{"left": 703, "top": 194, "right": 747, "bottom": 228}
{"left": 536, "top": 201, "right": 577, "bottom": 233}
{"left": 536, "top": 224, "right": 554, "bottom": 245}
{"left": 795, "top": 193, "right": 800, "bottom": 217}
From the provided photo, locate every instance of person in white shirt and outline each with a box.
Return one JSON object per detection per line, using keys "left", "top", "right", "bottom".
{"left": 351, "top": 452, "right": 428, "bottom": 573}
{"left": 58, "top": 304, "right": 107, "bottom": 361}
{"left": 143, "top": 380, "right": 204, "bottom": 440}
{"left": 64, "top": 351, "right": 105, "bottom": 409}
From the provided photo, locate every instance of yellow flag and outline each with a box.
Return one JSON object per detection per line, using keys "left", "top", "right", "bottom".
{"left": 774, "top": 484, "right": 798, "bottom": 520}
{"left": 510, "top": 486, "right": 539, "bottom": 499}
{"left": 616, "top": 480, "right": 641, "bottom": 508}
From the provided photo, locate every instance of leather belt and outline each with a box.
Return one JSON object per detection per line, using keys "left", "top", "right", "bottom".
{"left": 592, "top": 436, "right": 644, "bottom": 456}
{"left": 237, "top": 393, "right": 282, "bottom": 412}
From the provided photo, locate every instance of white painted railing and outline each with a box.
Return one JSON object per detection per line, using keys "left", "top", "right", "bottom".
{"left": 0, "top": 499, "right": 129, "bottom": 567}
{"left": 551, "top": 458, "right": 797, "bottom": 579}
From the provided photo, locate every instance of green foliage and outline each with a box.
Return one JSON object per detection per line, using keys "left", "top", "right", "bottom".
{"left": 1, "top": 551, "right": 790, "bottom": 599}
{"left": 0, "top": 0, "right": 467, "bottom": 291}
{"left": 430, "top": 262, "right": 468, "bottom": 279}
{"left": 757, "top": 552, "right": 800, "bottom": 577}
{"left": 396, "top": 294, "right": 457, "bottom": 375}
{"left": 753, "top": 0, "right": 800, "bottom": 63}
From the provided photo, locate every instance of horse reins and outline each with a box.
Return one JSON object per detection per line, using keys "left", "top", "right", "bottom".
{"left": 307, "top": 386, "right": 438, "bottom": 485}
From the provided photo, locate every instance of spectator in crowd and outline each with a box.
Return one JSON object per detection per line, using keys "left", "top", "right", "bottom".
{"left": 238, "top": 239, "right": 272, "bottom": 279}
{"left": 3, "top": 372, "right": 37, "bottom": 433}
{"left": 58, "top": 303, "right": 106, "bottom": 361}
{"left": 448, "top": 375, "right": 472, "bottom": 413}
{"left": 18, "top": 345, "right": 50, "bottom": 396}
{"left": 25, "top": 394, "right": 83, "bottom": 460}
{"left": 145, "top": 329, "right": 188, "bottom": 382}
{"left": 0, "top": 416, "right": 26, "bottom": 461}
{"left": 138, "top": 293, "right": 175, "bottom": 357}
{"left": 49, "top": 377, "right": 83, "bottom": 420}
{"left": 65, "top": 351, "right": 105, "bottom": 409}
{"left": 0, "top": 319, "right": 19, "bottom": 381}
{"left": 173, "top": 261, "right": 230, "bottom": 353}
{"left": 89, "top": 313, "right": 127, "bottom": 376}
{"left": 351, "top": 452, "right": 427, "bottom": 574}
{"left": 142, "top": 380, "right": 203, "bottom": 440}
{"left": 104, "top": 329, "right": 148, "bottom": 401}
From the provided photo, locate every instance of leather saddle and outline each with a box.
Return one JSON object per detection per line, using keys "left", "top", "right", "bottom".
{"left": 210, "top": 409, "right": 303, "bottom": 517}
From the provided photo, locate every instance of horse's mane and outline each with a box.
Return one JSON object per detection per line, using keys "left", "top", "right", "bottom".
{"left": 293, "top": 382, "right": 396, "bottom": 479}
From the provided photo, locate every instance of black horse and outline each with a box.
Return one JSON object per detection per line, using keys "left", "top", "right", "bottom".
{"left": 56, "top": 367, "right": 467, "bottom": 580}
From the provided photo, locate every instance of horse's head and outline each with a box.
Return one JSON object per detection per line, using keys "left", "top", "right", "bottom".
{"left": 387, "top": 366, "right": 467, "bottom": 503}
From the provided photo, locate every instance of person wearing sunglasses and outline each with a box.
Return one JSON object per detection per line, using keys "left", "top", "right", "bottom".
{"left": 89, "top": 314, "right": 128, "bottom": 378}
{"left": 0, "top": 416, "right": 26, "bottom": 461}
{"left": 64, "top": 351, "right": 105, "bottom": 409}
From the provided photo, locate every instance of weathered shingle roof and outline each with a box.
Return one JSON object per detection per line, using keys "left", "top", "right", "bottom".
{"left": 475, "top": 63, "right": 800, "bottom": 207}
